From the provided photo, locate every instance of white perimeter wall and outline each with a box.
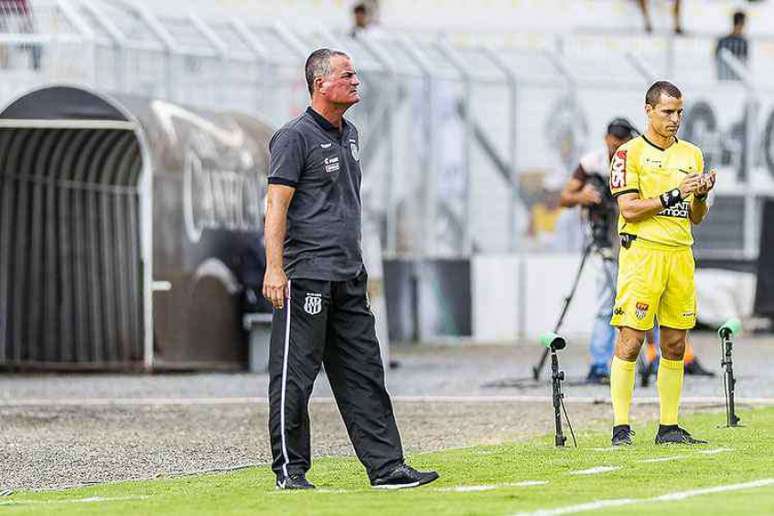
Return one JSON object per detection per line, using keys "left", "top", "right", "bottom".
{"left": 472, "top": 253, "right": 601, "bottom": 342}
{"left": 472, "top": 254, "right": 758, "bottom": 342}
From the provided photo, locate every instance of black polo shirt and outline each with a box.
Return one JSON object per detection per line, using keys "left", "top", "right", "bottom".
{"left": 267, "top": 107, "right": 364, "bottom": 281}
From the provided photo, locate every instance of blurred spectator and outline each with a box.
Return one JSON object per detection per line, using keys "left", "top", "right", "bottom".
{"left": 715, "top": 11, "right": 748, "bottom": 81}
{"left": 350, "top": 3, "right": 370, "bottom": 38}
{"left": 0, "top": 0, "right": 41, "bottom": 70}
{"left": 636, "top": 0, "right": 682, "bottom": 35}
{"left": 349, "top": 2, "right": 382, "bottom": 39}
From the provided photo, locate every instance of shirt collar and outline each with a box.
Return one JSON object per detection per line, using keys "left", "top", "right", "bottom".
{"left": 306, "top": 107, "right": 346, "bottom": 135}
{"left": 642, "top": 134, "right": 678, "bottom": 152}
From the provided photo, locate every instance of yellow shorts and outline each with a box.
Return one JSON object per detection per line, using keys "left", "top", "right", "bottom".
{"left": 610, "top": 239, "right": 696, "bottom": 331}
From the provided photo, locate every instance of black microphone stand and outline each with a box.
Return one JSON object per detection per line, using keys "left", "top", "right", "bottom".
{"left": 719, "top": 326, "right": 742, "bottom": 427}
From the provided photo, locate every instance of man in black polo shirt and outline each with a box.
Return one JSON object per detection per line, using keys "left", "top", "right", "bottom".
{"left": 263, "top": 48, "right": 438, "bottom": 490}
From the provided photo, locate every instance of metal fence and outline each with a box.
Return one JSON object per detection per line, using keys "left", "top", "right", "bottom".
{"left": 1, "top": 0, "right": 773, "bottom": 262}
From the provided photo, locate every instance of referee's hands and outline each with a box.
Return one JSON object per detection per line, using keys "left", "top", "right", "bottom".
{"left": 263, "top": 266, "right": 289, "bottom": 310}
{"left": 695, "top": 169, "right": 717, "bottom": 196}
{"left": 678, "top": 173, "right": 701, "bottom": 198}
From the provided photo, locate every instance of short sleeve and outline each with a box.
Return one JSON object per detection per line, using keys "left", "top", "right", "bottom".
{"left": 609, "top": 148, "right": 639, "bottom": 197}
{"left": 268, "top": 128, "right": 305, "bottom": 187}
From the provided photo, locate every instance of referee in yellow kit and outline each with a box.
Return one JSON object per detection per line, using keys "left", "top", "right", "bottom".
{"left": 608, "top": 81, "right": 716, "bottom": 446}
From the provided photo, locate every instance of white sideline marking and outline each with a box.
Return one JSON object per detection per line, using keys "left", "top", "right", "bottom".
{"left": 640, "top": 455, "right": 686, "bottom": 463}
{"left": 515, "top": 498, "right": 637, "bottom": 515}
{"left": 438, "top": 485, "right": 498, "bottom": 493}
{"left": 436, "top": 481, "right": 549, "bottom": 493}
{"left": 589, "top": 447, "right": 624, "bottom": 452}
{"left": 0, "top": 495, "right": 149, "bottom": 506}
{"left": 2, "top": 395, "right": 774, "bottom": 407}
{"left": 568, "top": 466, "right": 620, "bottom": 476}
{"left": 512, "top": 478, "right": 774, "bottom": 516}
{"left": 698, "top": 448, "right": 733, "bottom": 455}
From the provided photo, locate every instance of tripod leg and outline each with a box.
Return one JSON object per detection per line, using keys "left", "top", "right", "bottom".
{"left": 531, "top": 243, "right": 594, "bottom": 380}
{"left": 553, "top": 243, "right": 594, "bottom": 334}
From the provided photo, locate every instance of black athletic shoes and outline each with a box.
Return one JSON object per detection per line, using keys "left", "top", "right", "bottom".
{"left": 611, "top": 424, "right": 708, "bottom": 446}
{"left": 276, "top": 473, "right": 315, "bottom": 490}
{"left": 611, "top": 424, "right": 635, "bottom": 446}
{"left": 655, "top": 425, "right": 708, "bottom": 445}
{"left": 371, "top": 464, "right": 439, "bottom": 490}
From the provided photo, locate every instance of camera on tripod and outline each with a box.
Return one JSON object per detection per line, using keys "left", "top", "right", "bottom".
{"left": 583, "top": 173, "right": 617, "bottom": 249}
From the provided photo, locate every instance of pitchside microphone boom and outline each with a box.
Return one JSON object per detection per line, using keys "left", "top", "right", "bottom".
{"left": 717, "top": 318, "right": 743, "bottom": 428}
{"left": 540, "top": 332, "right": 566, "bottom": 351}
{"left": 539, "top": 332, "right": 575, "bottom": 447}
{"left": 718, "top": 318, "right": 742, "bottom": 339}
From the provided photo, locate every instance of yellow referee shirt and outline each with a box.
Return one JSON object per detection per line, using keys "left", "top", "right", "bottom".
{"left": 609, "top": 135, "right": 704, "bottom": 247}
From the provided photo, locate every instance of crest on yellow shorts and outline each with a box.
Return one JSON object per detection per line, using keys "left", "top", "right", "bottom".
{"left": 635, "top": 302, "right": 649, "bottom": 320}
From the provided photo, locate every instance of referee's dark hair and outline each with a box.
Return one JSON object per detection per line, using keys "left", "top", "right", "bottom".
{"left": 733, "top": 11, "right": 746, "bottom": 27}
{"left": 305, "top": 48, "right": 350, "bottom": 96}
{"left": 645, "top": 81, "right": 682, "bottom": 107}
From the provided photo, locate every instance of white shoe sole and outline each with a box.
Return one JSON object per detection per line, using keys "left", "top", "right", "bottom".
{"left": 372, "top": 481, "right": 421, "bottom": 490}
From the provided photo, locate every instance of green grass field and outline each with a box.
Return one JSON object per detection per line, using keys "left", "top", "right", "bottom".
{"left": 2, "top": 407, "right": 773, "bottom": 515}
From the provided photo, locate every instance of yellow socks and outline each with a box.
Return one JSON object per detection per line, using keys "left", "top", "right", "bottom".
{"left": 610, "top": 356, "right": 636, "bottom": 426}
{"left": 657, "top": 357, "right": 684, "bottom": 425}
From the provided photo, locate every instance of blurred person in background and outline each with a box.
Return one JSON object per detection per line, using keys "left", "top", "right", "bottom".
{"left": 263, "top": 48, "right": 438, "bottom": 490}
{"left": 350, "top": 2, "right": 381, "bottom": 39}
{"left": 636, "top": 0, "right": 683, "bottom": 34}
{"left": 560, "top": 118, "right": 640, "bottom": 384}
{"left": 0, "top": 0, "right": 40, "bottom": 70}
{"left": 715, "top": 11, "right": 748, "bottom": 81}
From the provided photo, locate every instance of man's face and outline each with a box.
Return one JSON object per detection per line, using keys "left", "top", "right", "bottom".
{"left": 646, "top": 93, "right": 683, "bottom": 139}
{"left": 354, "top": 11, "right": 368, "bottom": 28}
{"left": 317, "top": 55, "right": 360, "bottom": 106}
{"left": 605, "top": 134, "right": 629, "bottom": 158}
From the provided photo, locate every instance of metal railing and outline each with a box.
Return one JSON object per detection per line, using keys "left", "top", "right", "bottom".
{"left": 1, "top": 0, "right": 773, "bottom": 261}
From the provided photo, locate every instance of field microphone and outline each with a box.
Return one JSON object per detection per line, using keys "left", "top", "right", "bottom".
{"left": 717, "top": 318, "right": 743, "bottom": 428}
{"left": 717, "top": 317, "right": 741, "bottom": 340}
{"left": 539, "top": 332, "right": 575, "bottom": 447}
{"left": 540, "top": 332, "right": 566, "bottom": 351}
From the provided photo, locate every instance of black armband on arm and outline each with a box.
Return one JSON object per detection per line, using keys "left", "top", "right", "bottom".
{"left": 659, "top": 188, "right": 683, "bottom": 208}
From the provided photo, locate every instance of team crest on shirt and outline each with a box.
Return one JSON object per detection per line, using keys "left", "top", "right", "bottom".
{"left": 610, "top": 150, "right": 627, "bottom": 188}
{"left": 635, "top": 302, "right": 649, "bottom": 320}
{"left": 350, "top": 140, "right": 359, "bottom": 162}
{"left": 304, "top": 293, "right": 322, "bottom": 315}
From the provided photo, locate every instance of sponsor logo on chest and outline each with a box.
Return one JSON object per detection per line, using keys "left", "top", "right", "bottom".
{"left": 324, "top": 155, "right": 340, "bottom": 173}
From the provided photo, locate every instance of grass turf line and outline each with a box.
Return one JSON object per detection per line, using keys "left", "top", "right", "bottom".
{"left": 2, "top": 408, "right": 773, "bottom": 515}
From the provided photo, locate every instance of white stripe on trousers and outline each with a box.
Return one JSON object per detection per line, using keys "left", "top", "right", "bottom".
{"left": 279, "top": 279, "right": 292, "bottom": 478}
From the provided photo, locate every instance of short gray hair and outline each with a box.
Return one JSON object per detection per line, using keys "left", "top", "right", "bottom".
{"left": 305, "top": 48, "right": 349, "bottom": 96}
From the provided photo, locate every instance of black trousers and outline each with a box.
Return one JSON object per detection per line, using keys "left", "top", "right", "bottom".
{"left": 268, "top": 272, "right": 404, "bottom": 481}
